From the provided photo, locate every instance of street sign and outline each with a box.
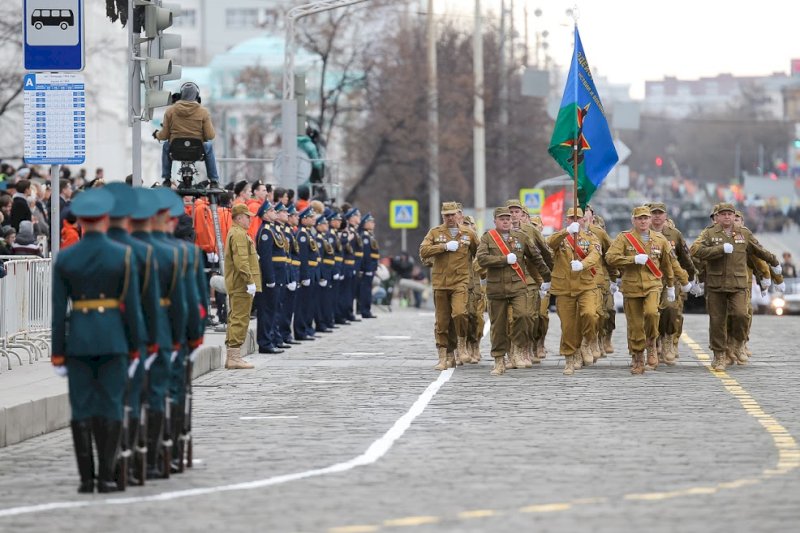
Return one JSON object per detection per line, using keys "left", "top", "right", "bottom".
{"left": 389, "top": 200, "right": 419, "bottom": 229}
{"left": 23, "top": 0, "right": 85, "bottom": 71}
{"left": 23, "top": 73, "right": 86, "bottom": 165}
{"left": 519, "top": 188, "right": 545, "bottom": 214}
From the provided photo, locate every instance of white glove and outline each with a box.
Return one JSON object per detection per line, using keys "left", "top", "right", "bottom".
{"left": 666, "top": 286, "right": 676, "bottom": 302}
{"left": 723, "top": 243, "right": 733, "bottom": 254}
{"left": 776, "top": 282, "right": 786, "bottom": 292}
{"left": 332, "top": 273, "right": 340, "bottom": 281}
{"left": 287, "top": 281, "right": 297, "bottom": 291}
{"left": 319, "top": 279, "right": 328, "bottom": 287}
{"left": 761, "top": 289, "right": 768, "bottom": 298}
{"left": 506, "top": 253, "right": 517, "bottom": 265}
{"left": 301, "top": 279, "right": 311, "bottom": 287}
{"left": 445, "top": 240, "right": 459, "bottom": 252}
{"left": 170, "top": 350, "right": 179, "bottom": 364}
{"left": 189, "top": 347, "right": 202, "bottom": 363}
{"left": 695, "top": 282, "right": 705, "bottom": 297}
{"left": 567, "top": 222, "right": 580, "bottom": 234}
{"left": 570, "top": 260, "right": 583, "bottom": 272}
{"left": 771, "top": 264, "right": 782, "bottom": 276}
{"left": 540, "top": 281, "right": 551, "bottom": 292}
{"left": 634, "top": 253, "right": 649, "bottom": 265}
{"left": 681, "top": 282, "right": 693, "bottom": 293}
{"left": 266, "top": 282, "right": 276, "bottom": 288}
{"left": 760, "top": 278, "right": 772, "bottom": 290}
{"left": 53, "top": 366, "right": 67, "bottom": 378}
{"left": 128, "top": 358, "right": 140, "bottom": 379}
{"left": 479, "top": 279, "right": 487, "bottom": 287}
{"left": 609, "top": 282, "right": 618, "bottom": 294}
{"left": 206, "top": 252, "right": 219, "bottom": 263}
{"left": 246, "top": 283, "right": 256, "bottom": 296}
{"left": 144, "top": 352, "right": 158, "bottom": 371}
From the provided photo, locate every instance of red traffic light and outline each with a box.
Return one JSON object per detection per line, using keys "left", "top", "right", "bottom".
{"left": 655, "top": 156, "right": 663, "bottom": 167}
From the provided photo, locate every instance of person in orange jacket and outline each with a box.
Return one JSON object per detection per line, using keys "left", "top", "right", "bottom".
{"left": 247, "top": 180, "right": 270, "bottom": 240}
{"left": 60, "top": 209, "right": 81, "bottom": 249}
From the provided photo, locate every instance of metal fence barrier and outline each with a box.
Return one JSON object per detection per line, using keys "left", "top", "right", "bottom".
{"left": 0, "top": 256, "right": 52, "bottom": 371}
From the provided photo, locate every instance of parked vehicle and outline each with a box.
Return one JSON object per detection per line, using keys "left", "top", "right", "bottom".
{"left": 770, "top": 278, "right": 800, "bottom": 316}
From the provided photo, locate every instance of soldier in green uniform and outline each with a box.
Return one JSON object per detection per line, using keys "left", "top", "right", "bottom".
{"left": 691, "top": 203, "right": 779, "bottom": 370}
{"left": 51, "top": 188, "right": 143, "bottom": 493}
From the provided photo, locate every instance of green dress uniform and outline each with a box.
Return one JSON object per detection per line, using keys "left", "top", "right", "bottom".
{"left": 51, "top": 188, "right": 144, "bottom": 494}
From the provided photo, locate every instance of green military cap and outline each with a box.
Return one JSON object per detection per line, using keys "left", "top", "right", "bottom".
{"left": 647, "top": 202, "right": 667, "bottom": 213}
{"left": 566, "top": 207, "right": 584, "bottom": 218}
{"left": 710, "top": 203, "right": 720, "bottom": 218}
{"left": 130, "top": 188, "right": 160, "bottom": 220}
{"left": 716, "top": 202, "right": 736, "bottom": 214}
{"left": 231, "top": 204, "right": 253, "bottom": 218}
{"left": 494, "top": 206, "right": 511, "bottom": 218}
{"left": 105, "top": 182, "right": 136, "bottom": 218}
{"left": 440, "top": 201, "right": 459, "bottom": 215}
{"left": 632, "top": 206, "right": 651, "bottom": 217}
{"left": 70, "top": 188, "right": 114, "bottom": 218}
{"left": 505, "top": 199, "right": 523, "bottom": 209}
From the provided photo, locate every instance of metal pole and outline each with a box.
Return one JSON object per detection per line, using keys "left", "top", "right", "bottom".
{"left": 473, "top": 0, "right": 486, "bottom": 233}
{"left": 498, "top": 0, "right": 509, "bottom": 197}
{"left": 427, "top": 0, "right": 440, "bottom": 228}
{"left": 401, "top": 228, "right": 407, "bottom": 253}
{"left": 49, "top": 164, "right": 59, "bottom": 258}
{"left": 129, "top": 0, "right": 142, "bottom": 187}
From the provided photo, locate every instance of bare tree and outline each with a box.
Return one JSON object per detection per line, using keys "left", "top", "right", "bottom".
{"left": 0, "top": 3, "right": 23, "bottom": 123}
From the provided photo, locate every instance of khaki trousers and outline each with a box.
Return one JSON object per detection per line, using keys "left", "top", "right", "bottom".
{"left": 555, "top": 290, "right": 598, "bottom": 356}
{"left": 467, "top": 289, "right": 486, "bottom": 344}
{"left": 537, "top": 291, "right": 550, "bottom": 340}
{"left": 623, "top": 291, "right": 660, "bottom": 353}
{"left": 434, "top": 287, "right": 468, "bottom": 349}
{"left": 488, "top": 293, "right": 529, "bottom": 357}
{"left": 226, "top": 292, "right": 254, "bottom": 348}
{"left": 708, "top": 290, "right": 748, "bottom": 353}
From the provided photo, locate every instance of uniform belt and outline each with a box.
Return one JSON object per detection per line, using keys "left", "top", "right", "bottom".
{"left": 72, "top": 298, "right": 120, "bottom": 313}
{"left": 272, "top": 256, "right": 288, "bottom": 263}
{"left": 370, "top": 253, "right": 380, "bottom": 259}
{"left": 291, "top": 260, "right": 300, "bottom": 266}
{"left": 344, "top": 259, "right": 355, "bottom": 265}
{"left": 159, "top": 298, "right": 171, "bottom": 307}
{"left": 334, "top": 257, "right": 343, "bottom": 262}
{"left": 308, "top": 260, "right": 319, "bottom": 267}
{"left": 354, "top": 252, "right": 364, "bottom": 257}
{"left": 323, "top": 259, "right": 335, "bottom": 265}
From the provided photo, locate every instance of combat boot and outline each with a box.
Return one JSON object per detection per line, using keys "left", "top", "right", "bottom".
{"left": 562, "top": 355, "right": 575, "bottom": 376}
{"left": 457, "top": 337, "right": 471, "bottom": 365}
{"left": 434, "top": 347, "right": 448, "bottom": 370}
{"left": 504, "top": 353, "right": 517, "bottom": 370}
{"left": 630, "top": 352, "right": 645, "bottom": 375}
{"left": 225, "top": 346, "right": 254, "bottom": 370}
{"left": 745, "top": 343, "right": 752, "bottom": 357}
{"left": 589, "top": 337, "right": 602, "bottom": 363}
{"left": 146, "top": 411, "right": 164, "bottom": 480}
{"left": 724, "top": 344, "right": 737, "bottom": 366}
{"left": 513, "top": 344, "right": 532, "bottom": 368}
{"left": 70, "top": 419, "right": 95, "bottom": 493}
{"left": 603, "top": 335, "right": 614, "bottom": 354}
{"left": 579, "top": 339, "right": 593, "bottom": 367}
{"left": 662, "top": 338, "right": 677, "bottom": 365}
{"left": 490, "top": 356, "right": 506, "bottom": 376}
{"left": 733, "top": 340, "right": 749, "bottom": 365}
{"left": 529, "top": 342, "right": 541, "bottom": 364}
{"left": 536, "top": 338, "right": 547, "bottom": 360}
{"left": 170, "top": 403, "right": 184, "bottom": 474}
{"left": 470, "top": 341, "right": 482, "bottom": 363}
{"left": 93, "top": 417, "right": 121, "bottom": 493}
{"left": 445, "top": 351, "right": 457, "bottom": 369}
{"left": 645, "top": 339, "right": 658, "bottom": 370}
{"left": 711, "top": 351, "right": 728, "bottom": 371}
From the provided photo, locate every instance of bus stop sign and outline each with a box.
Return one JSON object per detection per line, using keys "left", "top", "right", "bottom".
{"left": 24, "top": 0, "right": 85, "bottom": 71}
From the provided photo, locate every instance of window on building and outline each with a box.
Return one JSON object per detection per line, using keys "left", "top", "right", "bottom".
{"left": 226, "top": 8, "right": 258, "bottom": 29}
{"left": 166, "top": 47, "right": 199, "bottom": 67}
{"left": 173, "top": 9, "right": 197, "bottom": 28}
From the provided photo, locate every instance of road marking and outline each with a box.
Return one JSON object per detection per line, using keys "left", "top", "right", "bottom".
{"left": 383, "top": 516, "right": 440, "bottom": 526}
{"left": 483, "top": 320, "right": 490, "bottom": 338}
{"left": 375, "top": 336, "right": 411, "bottom": 340}
{"left": 0, "top": 369, "right": 456, "bottom": 518}
{"left": 329, "top": 526, "right": 380, "bottom": 533}
{"left": 239, "top": 416, "right": 299, "bottom": 420}
{"left": 341, "top": 352, "right": 385, "bottom": 356}
{"left": 519, "top": 503, "right": 572, "bottom": 513}
{"left": 458, "top": 509, "right": 497, "bottom": 519}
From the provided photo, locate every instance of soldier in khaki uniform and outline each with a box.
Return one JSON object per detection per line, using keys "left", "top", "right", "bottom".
{"left": 606, "top": 206, "right": 675, "bottom": 375}
{"left": 582, "top": 205, "right": 616, "bottom": 362}
{"left": 419, "top": 202, "right": 479, "bottom": 370}
{"left": 590, "top": 213, "right": 618, "bottom": 355}
{"left": 530, "top": 215, "right": 552, "bottom": 360}
{"left": 477, "top": 207, "right": 551, "bottom": 375}
{"left": 464, "top": 216, "right": 486, "bottom": 363}
{"left": 224, "top": 204, "right": 262, "bottom": 369}
{"left": 547, "top": 207, "right": 602, "bottom": 375}
{"left": 691, "top": 203, "right": 779, "bottom": 370}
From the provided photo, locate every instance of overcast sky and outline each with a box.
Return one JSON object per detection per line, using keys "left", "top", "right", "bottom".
{"left": 437, "top": 0, "right": 800, "bottom": 99}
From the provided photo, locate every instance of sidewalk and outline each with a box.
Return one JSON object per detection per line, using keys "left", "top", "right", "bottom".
{"left": 0, "top": 325, "right": 238, "bottom": 448}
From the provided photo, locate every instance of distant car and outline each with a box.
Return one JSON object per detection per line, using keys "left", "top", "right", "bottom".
{"left": 770, "top": 277, "right": 800, "bottom": 316}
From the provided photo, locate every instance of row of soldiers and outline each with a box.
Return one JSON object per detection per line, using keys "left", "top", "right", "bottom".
{"left": 222, "top": 202, "right": 381, "bottom": 369}
{"left": 52, "top": 185, "right": 209, "bottom": 493}
{"left": 420, "top": 199, "right": 784, "bottom": 376}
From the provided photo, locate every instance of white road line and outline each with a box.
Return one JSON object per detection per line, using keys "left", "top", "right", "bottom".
{"left": 375, "top": 335, "right": 411, "bottom": 340}
{"left": 0, "top": 369, "right": 455, "bottom": 518}
{"left": 483, "top": 320, "right": 491, "bottom": 338}
{"left": 239, "top": 416, "right": 299, "bottom": 420}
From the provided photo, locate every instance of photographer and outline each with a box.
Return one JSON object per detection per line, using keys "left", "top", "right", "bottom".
{"left": 154, "top": 82, "right": 220, "bottom": 186}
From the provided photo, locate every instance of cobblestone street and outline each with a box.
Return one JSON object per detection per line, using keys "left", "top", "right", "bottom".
{"left": 1, "top": 309, "right": 798, "bottom": 533}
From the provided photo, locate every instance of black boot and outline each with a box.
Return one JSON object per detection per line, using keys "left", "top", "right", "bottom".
{"left": 126, "top": 418, "right": 140, "bottom": 485}
{"left": 146, "top": 411, "right": 164, "bottom": 480}
{"left": 70, "top": 420, "right": 95, "bottom": 493}
{"left": 94, "top": 417, "right": 121, "bottom": 493}
{"left": 170, "top": 403, "right": 184, "bottom": 474}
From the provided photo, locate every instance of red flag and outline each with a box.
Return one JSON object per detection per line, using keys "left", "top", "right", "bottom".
{"left": 541, "top": 190, "right": 565, "bottom": 230}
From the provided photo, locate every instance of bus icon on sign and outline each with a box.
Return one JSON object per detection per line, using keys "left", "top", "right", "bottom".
{"left": 32, "top": 9, "right": 75, "bottom": 30}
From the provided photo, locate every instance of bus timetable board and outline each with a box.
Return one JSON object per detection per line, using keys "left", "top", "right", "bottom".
{"left": 23, "top": 72, "right": 86, "bottom": 165}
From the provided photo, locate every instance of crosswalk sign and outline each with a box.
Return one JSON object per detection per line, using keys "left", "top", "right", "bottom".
{"left": 389, "top": 200, "right": 419, "bottom": 229}
{"left": 519, "top": 188, "right": 545, "bottom": 214}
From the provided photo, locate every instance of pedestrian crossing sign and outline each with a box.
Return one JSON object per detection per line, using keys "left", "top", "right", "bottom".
{"left": 519, "top": 188, "right": 545, "bottom": 214}
{"left": 389, "top": 200, "right": 419, "bottom": 229}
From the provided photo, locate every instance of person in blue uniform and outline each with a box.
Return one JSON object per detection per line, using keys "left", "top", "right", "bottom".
{"left": 51, "top": 188, "right": 143, "bottom": 494}
{"left": 336, "top": 209, "right": 354, "bottom": 325}
{"left": 314, "top": 214, "right": 335, "bottom": 332}
{"left": 271, "top": 203, "right": 292, "bottom": 349}
{"left": 255, "top": 200, "right": 284, "bottom": 354}
{"left": 358, "top": 213, "right": 380, "bottom": 319}
{"left": 327, "top": 211, "right": 345, "bottom": 327}
{"left": 343, "top": 207, "right": 362, "bottom": 322}
{"left": 294, "top": 206, "right": 319, "bottom": 340}
{"left": 278, "top": 204, "right": 301, "bottom": 345}
{"left": 105, "top": 183, "right": 161, "bottom": 486}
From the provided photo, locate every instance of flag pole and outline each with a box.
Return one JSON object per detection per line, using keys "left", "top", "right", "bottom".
{"left": 571, "top": 22, "right": 580, "bottom": 258}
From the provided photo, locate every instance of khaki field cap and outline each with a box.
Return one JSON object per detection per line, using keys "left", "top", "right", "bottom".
{"left": 441, "top": 201, "right": 459, "bottom": 215}
{"left": 566, "top": 207, "right": 584, "bottom": 218}
{"left": 716, "top": 202, "right": 736, "bottom": 214}
{"left": 648, "top": 202, "right": 667, "bottom": 213}
{"left": 232, "top": 204, "right": 253, "bottom": 218}
{"left": 505, "top": 199, "right": 523, "bottom": 209}
{"left": 494, "top": 206, "right": 511, "bottom": 218}
{"left": 464, "top": 215, "right": 476, "bottom": 224}
{"left": 632, "top": 206, "right": 651, "bottom": 218}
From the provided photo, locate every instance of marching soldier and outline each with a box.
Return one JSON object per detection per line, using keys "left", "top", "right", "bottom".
{"left": 51, "top": 188, "right": 143, "bottom": 493}
{"left": 606, "top": 206, "right": 675, "bottom": 375}
{"left": 530, "top": 215, "right": 552, "bottom": 361}
{"left": 582, "top": 205, "right": 617, "bottom": 360}
{"left": 358, "top": 213, "right": 380, "bottom": 319}
{"left": 464, "top": 216, "right": 485, "bottom": 364}
{"left": 255, "top": 200, "right": 284, "bottom": 354}
{"left": 546, "top": 207, "right": 601, "bottom": 375}
{"left": 590, "top": 213, "right": 617, "bottom": 356}
{"left": 476, "top": 207, "right": 551, "bottom": 376}
{"left": 419, "top": 201, "right": 479, "bottom": 370}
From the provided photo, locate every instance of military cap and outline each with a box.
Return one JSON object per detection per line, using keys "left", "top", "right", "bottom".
{"left": 361, "top": 213, "right": 374, "bottom": 224}
{"left": 530, "top": 215, "right": 543, "bottom": 226}
{"left": 440, "top": 202, "right": 459, "bottom": 215}
{"left": 130, "top": 188, "right": 160, "bottom": 220}
{"left": 326, "top": 210, "right": 342, "bottom": 222}
{"left": 256, "top": 200, "right": 273, "bottom": 218}
{"left": 231, "top": 204, "right": 253, "bottom": 218}
{"left": 455, "top": 202, "right": 464, "bottom": 211}
{"left": 70, "top": 188, "right": 114, "bottom": 218}
{"left": 632, "top": 206, "right": 652, "bottom": 217}
{"left": 168, "top": 193, "right": 184, "bottom": 217}
{"left": 710, "top": 203, "right": 720, "bottom": 218}
{"left": 105, "top": 182, "right": 136, "bottom": 218}
{"left": 152, "top": 187, "right": 180, "bottom": 213}
{"left": 505, "top": 199, "right": 524, "bottom": 209}
{"left": 315, "top": 214, "right": 328, "bottom": 226}
{"left": 566, "top": 207, "right": 584, "bottom": 218}
{"left": 647, "top": 202, "right": 667, "bottom": 213}
{"left": 716, "top": 202, "right": 736, "bottom": 214}
{"left": 344, "top": 207, "right": 360, "bottom": 219}
{"left": 287, "top": 203, "right": 297, "bottom": 215}
{"left": 274, "top": 202, "right": 287, "bottom": 213}
{"left": 493, "top": 206, "right": 511, "bottom": 218}
{"left": 299, "top": 206, "right": 316, "bottom": 219}
{"left": 464, "top": 215, "right": 476, "bottom": 225}
{"left": 735, "top": 210, "right": 744, "bottom": 219}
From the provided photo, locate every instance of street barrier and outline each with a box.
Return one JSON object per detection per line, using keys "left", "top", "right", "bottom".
{"left": 0, "top": 256, "right": 52, "bottom": 371}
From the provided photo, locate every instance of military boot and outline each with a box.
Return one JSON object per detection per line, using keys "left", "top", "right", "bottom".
{"left": 672, "top": 336, "right": 680, "bottom": 359}
{"left": 529, "top": 342, "right": 541, "bottom": 364}
{"left": 93, "top": 417, "right": 121, "bottom": 493}
{"left": 662, "top": 337, "right": 677, "bottom": 365}
{"left": 745, "top": 343, "right": 752, "bottom": 357}
{"left": 146, "top": 411, "right": 164, "bottom": 480}
{"left": 712, "top": 351, "right": 728, "bottom": 371}
{"left": 733, "top": 340, "right": 749, "bottom": 365}
{"left": 504, "top": 353, "right": 517, "bottom": 370}
{"left": 456, "top": 337, "right": 471, "bottom": 365}
{"left": 562, "top": 355, "right": 575, "bottom": 376}
{"left": 603, "top": 335, "right": 614, "bottom": 354}
{"left": 225, "top": 346, "right": 254, "bottom": 370}
{"left": 70, "top": 419, "right": 95, "bottom": 493}
{"left": 536, "top": 338, "right": 547, "bottom": 360}
{"left": 513, "top": 344, "right": 532, "bottom": 368}
{"left": 724, "top": 344, "right": 737, "bottom": 366}
{"left": 470, "top": 341, "right": 482, "bottom": 363}
{"left": 645, "top": 339, "right": 659, "bottom": 370}
{"left": 630, "top": 352, "right": 645, "bottom": 375}
{"left": 490, "top": 356, "right": 506, "bottom": 376}
{"left": 589, "top": 337, "right": 602, "bottom": 363}
{"left": 579, "top": 339, "right": 593, "bottom": 367}
{"left": 434, "top": 347, "right": 448, "bottom": 370}
{"left": 170, "top": 403, "right": 184, "bottom": 474}
{"left": 445, "top": 351, "right": 457, "bottom": 369}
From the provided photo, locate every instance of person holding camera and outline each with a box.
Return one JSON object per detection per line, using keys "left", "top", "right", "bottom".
{"left": 154, "top": 82, "right": 220, "bottom": 186}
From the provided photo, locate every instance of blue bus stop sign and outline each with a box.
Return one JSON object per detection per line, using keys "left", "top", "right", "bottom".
{"left": 23, "top": 0, "right": 84, "bottom": 71}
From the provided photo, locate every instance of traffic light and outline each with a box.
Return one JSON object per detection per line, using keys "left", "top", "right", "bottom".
{"left": 295, "top": 73, "right": 306, "bottom": 133}
{"left": 655, "top": 156, "right": 663, "bottom": 167}
{"left": 139, "top": 1, "right": 182, "bottom": 119}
